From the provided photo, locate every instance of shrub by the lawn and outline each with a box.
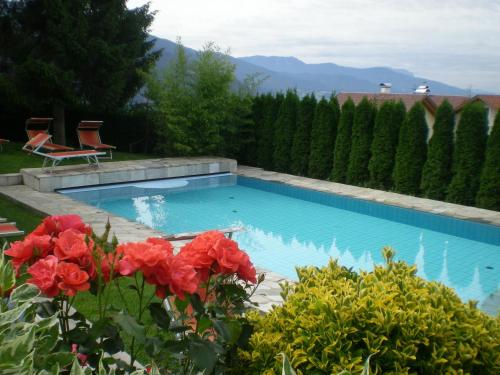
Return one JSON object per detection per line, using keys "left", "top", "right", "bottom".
{"left": 238, "top": 248, "right": 500, "bottom": 375}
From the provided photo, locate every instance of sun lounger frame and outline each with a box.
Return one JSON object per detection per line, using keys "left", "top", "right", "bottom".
{"left": 23, "top": 133, "right": 106, "bottom": 173}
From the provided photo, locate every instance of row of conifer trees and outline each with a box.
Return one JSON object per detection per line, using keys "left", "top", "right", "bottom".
{"left": 241, "top": 90, "right": 499, "bottom": 211}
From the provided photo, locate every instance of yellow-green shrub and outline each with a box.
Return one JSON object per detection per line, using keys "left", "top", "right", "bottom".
{"left": 238, "top": 248, "right": 500, "bottom": 374}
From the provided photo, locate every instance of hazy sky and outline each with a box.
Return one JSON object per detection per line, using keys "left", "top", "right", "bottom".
{"left": 128, "top": 0, "right": 500, "bottom": 93}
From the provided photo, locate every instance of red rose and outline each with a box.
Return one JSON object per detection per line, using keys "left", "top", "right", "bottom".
{"left": 4, "top": 234, "right": 52, "bottom": 273}
{"left": 154, "top": 255, "right": 199, "bottom": 299}
{"left": 208, "top": 237, "right": 257, "bottom": 283}
{"left": 56, "top": 262, "right": 90, "bottom": 296}
{"left": 178, "top": 231, "right": 226, "bottom": 281}
{"left": 146, "top": 237, "right": 174, "bottom": 256}
{"left": 27, "top": 255, "right": 59, "bottom": 297}
{"left": 117, "top": 240, "right": 172, "bottom": 278}
{"left": 54, "top": 229, "right": 93, "bottom": 262}
{"left": 33, "top": 215, "right": 92, "bottom": 237}
{"left": 236, "top": 256, "right": 257, "bottom": 284}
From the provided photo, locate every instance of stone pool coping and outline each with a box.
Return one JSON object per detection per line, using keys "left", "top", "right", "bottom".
{"left": 237, "top": 166, "right": 500, "bottom": 227}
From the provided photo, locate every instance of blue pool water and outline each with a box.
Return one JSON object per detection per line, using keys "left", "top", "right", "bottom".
{"left": 60, "top": 174, "right": 500, "bottom": 307}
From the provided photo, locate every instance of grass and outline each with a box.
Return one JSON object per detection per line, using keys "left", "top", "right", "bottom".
{"left": 0, "top": 194, "right": 164, "bottom": 365}
{"left": 0, "top": 142, "right": 154, "bottom": 174}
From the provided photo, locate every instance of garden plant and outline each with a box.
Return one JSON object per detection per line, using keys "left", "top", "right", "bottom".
{"left": 2, "top": 214, "right": 261, "bottom": 374}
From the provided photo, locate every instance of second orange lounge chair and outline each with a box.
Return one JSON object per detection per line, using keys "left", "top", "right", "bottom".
{"left": 77, "top": 121, "right": 116, "bottom": 159}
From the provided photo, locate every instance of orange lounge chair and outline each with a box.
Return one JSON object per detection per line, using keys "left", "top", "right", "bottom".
{"left": 25, "top": 117, "right": 73, "bottom": 152}
{"left": 0, "top": 222, "right": 24, "bottom": 239}
{"left": 77, "top": 121, "right": 116, "bottom": 159}
{"left": 23, "top": 133, "right": 106, "bottom": 172}
{"left": 0, "top": 138, "right": 9, "bottom": 151}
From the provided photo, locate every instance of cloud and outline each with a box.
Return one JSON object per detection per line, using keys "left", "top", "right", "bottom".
{"left": 128, "top": 0, "right": 500, "bottom": 92}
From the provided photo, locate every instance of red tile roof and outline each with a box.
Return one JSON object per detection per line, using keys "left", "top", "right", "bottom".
{"left": 426, "top": 95, "right": 469, "bottom": 110}
{"left": 336, "top": 92, "right": 437, "bottom": 113}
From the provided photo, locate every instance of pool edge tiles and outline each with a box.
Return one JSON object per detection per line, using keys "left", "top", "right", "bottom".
{"left": 237, "top": 166, "right": 500, "bottom": 228}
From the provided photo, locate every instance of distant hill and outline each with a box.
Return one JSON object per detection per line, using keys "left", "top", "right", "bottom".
{"left": 151, "top": 36, "right": 469, "bottom": 96}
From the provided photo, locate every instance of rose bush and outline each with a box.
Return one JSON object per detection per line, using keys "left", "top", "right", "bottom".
{"left": 3, "top": 214, "right": 262, "bottom": 374}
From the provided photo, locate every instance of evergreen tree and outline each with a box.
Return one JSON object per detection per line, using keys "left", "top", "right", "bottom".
{"left": 393, "top": 102, "right": 428, "bottom": 195}
{"left": 0, "top": 0, "right": 159, "bottom": 144}
{"left": 368, "top": 101, "right": 405, "bottom": 190}
{"left": 257, "top": 93, "right": 283, "bottom": 170}
{"left": 331, "top": 98, "right": 355, "bottom": 182}
{"left": 420, "top": 100, "right": 455, "bottom": 200}
{"left": 273, "top": 90, "right": 299, "bottom": 173}
{"left": 308, "top": 96, "right": 340, "bottom": 179}
{"left": 476, "top": 111, "right": 500, "bottom": 210}
{"left": 446, "top": 102, "right": 488, "bottom": 205}
{"left": 290, "top": 94, "right": 317, "bottom": 176}
{"left": 347, "top": 97, "right": 376, "bottom": 185}
{"left": 236, "top": 94, "right": 263, "bottom": 165}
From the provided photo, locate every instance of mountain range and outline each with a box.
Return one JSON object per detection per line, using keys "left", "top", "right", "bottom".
{"left": 152, "top": 36, "right": 469, "bottom": 96}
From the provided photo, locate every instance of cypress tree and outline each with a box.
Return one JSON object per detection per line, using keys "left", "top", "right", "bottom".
{"left": 331, "top": 98, "right": 355, "bottom": 182}
{"left": 446, "top": 102, "right": 488, "bottom": 205}
{"left": 257, "top": 93, "right": 282, "bottom": 170}
{"left": 393, "top": 102, "right": 428, "bottom": 195}
{"left": 476, "top": 111, "right": 500, "bottom": 210}
{"left": 308, "top": 96, "right": 340, "bottom": 179}
{"left": 368, "top": 100, "right": 405, "bottom": 190}
{"left": 273, "top": 90, "right": 299, "bottom": 173}
{"left": 347, "top": 97, "right": 376, "bottom": 186}
{"left": 290, "top": 94, "right": 317, "bottom": 176}
{"left": 420, "top": 100, "right": 455, "bottom": 200}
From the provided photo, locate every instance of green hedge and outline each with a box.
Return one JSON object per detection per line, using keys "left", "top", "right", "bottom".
{"left": 308, "top": 96, "right": 339, "bottom": 179}
{"left": 393, "top": 102, "right": 428, "bottom": 195}
{"left": 331, "top": 98, "right": 355, "bottom": 183}
{"left": 446, "top": 102, "right": 488, "bottom": 205}
{"left": 347, "top": 97, "right": 376, "bottom": 186}
{"left": 420, "top": 100, "right": 455, "bottom": 200}
{"left": 476, "top": 110, "right": 500, "bottom": 210}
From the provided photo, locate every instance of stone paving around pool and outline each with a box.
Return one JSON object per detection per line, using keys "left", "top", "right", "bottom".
{"left": 1, "top": 159, "right": 499, "bottom": 314}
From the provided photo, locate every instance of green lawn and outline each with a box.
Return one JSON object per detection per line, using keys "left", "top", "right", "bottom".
{"left": 0, "top": 142, "right": 154, "bottom": 174}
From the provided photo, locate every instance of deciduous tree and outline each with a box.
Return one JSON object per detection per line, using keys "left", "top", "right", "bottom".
{"left": 0, "top": 0, "right": 159, "bottom": 144}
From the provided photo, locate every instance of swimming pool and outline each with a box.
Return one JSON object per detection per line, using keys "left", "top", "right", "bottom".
{"left": 60, "top": 173, "right": 500, "bottom": 307}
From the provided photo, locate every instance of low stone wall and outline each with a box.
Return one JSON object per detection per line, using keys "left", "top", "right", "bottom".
{"left": 0, "top": 173, "right": 23, "bottom": 186}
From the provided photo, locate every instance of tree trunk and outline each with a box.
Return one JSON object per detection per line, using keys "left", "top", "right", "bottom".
{"left": 52, "top": 102, "right": 66, "bottom": 145}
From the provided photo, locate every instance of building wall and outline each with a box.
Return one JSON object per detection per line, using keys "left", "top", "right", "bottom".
{"left": 487, "top": 107, "right": 497, "bottom": 134}
{"left": 424, "top": 108, "right": 435, "bottom": 140}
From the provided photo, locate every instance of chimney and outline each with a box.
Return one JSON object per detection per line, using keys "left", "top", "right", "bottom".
{"left": 414, "top": 84, "right": 430, "bottom": 95}
{"left": 379, "top": 83, "right": 392, "bottom": 94}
